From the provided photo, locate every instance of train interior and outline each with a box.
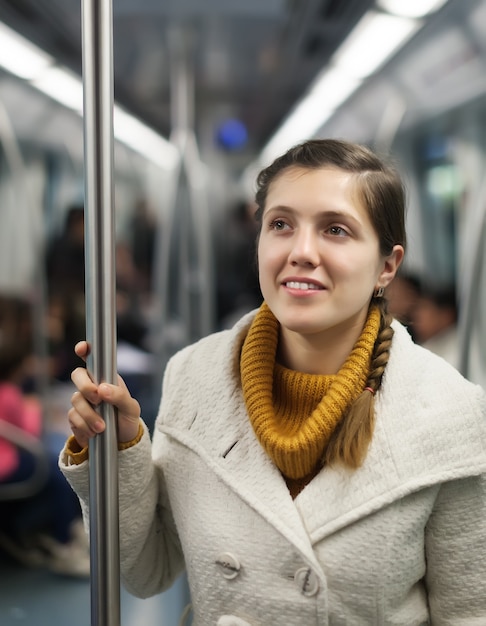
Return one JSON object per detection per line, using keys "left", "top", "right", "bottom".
{"left": 1, "top": 0, "right": 486, "bottom": 624}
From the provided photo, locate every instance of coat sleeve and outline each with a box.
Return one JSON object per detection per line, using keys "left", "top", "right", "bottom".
{"left": 59, "top": 359, "right": 186, "bottom": 598}
{"left": 425, "top": 473, "right": 486, "bottom": 624}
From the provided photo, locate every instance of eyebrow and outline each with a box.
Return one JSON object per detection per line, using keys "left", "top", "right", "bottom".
{"left": 264, "top": 205, "right": 362, "bottom": 227}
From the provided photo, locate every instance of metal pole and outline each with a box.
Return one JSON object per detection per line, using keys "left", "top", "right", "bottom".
{"left": 168, "top": 25, "right": 214, "bottom": 342}
{"left": 81, "top": 0, "right": 120, "bottom": 625}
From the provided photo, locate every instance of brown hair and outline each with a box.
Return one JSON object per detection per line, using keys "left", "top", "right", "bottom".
{"left": 254, "top": 138, "right": 407, "bottom": 468}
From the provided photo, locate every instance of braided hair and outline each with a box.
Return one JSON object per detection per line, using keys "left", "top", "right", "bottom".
{"left": 324, "top": 299, "right": 394, "bottom": 467}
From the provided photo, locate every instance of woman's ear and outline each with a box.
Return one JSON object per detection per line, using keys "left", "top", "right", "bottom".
{"left": 377, "top": 245, "right": 405, "bottom": 289}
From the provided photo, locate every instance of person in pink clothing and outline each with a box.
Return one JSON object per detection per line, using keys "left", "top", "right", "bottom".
{"left": 0, "top": 343, "right": 42, "bottom": 484}
{"left": 0, "top": 338, "right": 89, "bottom": 577}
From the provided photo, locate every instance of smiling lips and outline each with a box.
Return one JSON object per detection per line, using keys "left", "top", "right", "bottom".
{"left": 284, "top": 281, "right": 324, "bottom": 291}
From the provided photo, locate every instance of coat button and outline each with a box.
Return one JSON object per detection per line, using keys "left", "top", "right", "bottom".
{"left": 215, "top": 552, "right": 241, "bottom": 580}
{"left": 294, "top": 566, "right": 319, "bottom": 597}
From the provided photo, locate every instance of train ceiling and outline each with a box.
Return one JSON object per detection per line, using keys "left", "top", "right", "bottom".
{"left": 0, "top": 0, "right": 485, "bottom": 173}
{"left": 0, "top": 0, "right": 375, "bottom": 161}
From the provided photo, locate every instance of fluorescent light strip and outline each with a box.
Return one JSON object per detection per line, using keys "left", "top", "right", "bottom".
{"left": 113, "top": 106, "right": 179, "bottom": 169}
{"left": 259, "top": 9, "right": 422, "bottom": 165}
{"left": 33, "top": 67, "right": 84, "bottom": 112}
{"left": 0, "top": 22, "right": 54, "bottom": 80}
{"left": 261, "top": 69, "right": 360, "bottom": 164}
{"left": 377, "top": 0, "right": 449, "bottom": 19}
{"left": 333, "top": 11, "right": 421, "bottom": 79}
{"left": 0, "top": 21, "right": 177, "bottom": 169}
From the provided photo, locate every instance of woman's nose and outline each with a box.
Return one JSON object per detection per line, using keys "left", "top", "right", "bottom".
{"left": 288, "top": 229, "right": 320, "bottom": 266}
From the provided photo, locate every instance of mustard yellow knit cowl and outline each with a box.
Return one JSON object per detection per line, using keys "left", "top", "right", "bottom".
{"left": 240, "top": 303, "right": 381, "bottom": 480}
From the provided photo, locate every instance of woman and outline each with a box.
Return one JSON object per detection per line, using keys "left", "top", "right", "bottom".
{"left": 60, "top": 139, "right": 486, "bottom": 625}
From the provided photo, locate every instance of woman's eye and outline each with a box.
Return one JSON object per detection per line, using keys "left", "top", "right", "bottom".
{"left": 269, "top": 219, "right": 288, "bottom": 231}
{"left": 327, "top": 225, "right": 348, "bottom": 237}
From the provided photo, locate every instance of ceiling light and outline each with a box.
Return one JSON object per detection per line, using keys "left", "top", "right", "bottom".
{"left": 0, "top": 22, "right": 54, "bottom": 80}
{"left": 32, "top": 70, "right": 178, "bottom": 169}
{"left": 377, "top": 0, "right": 449, "bottom": 18}
{"left": 261, "top": 69, "right": 361, "bottom": 164}
{"left": 32, "top": 67, "right": 84, "bottom": 112}
{"left": 256, "top": 8, "right": 425, "bottom": 174}
{"left": 114, "top": 106, "right": 179, "bottom": 170}
{"left": 333, "top": 10, "right": 420, "bottom": 78}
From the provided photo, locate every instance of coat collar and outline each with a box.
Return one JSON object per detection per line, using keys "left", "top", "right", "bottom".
{"left": 158, "top": 312, "right": 486, "bottom": 549}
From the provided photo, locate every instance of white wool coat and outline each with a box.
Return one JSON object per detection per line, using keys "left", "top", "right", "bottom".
{"left": 60, "top": 314, "right": 486, "bottom": 626}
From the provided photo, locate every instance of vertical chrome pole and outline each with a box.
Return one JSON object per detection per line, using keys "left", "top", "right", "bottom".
{"left": 82, "top": 0, "right": 120, "bottom": 624}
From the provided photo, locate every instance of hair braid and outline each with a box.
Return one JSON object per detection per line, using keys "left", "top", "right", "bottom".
{"left": 324, "top": 301, "right": 393, "bottom": 469}
{"left": 366, "top": 303, "right": 394, "bottom": 393}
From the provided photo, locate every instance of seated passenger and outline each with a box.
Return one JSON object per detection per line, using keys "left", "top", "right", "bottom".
{"left": 0, "top": 339, "right": 89, "bottom": 578}
{"left": 412, "top": 285, "right": 459, "bottom": 369}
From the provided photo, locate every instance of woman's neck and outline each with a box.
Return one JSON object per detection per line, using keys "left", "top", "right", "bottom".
{"left": 277, "top": 319, "right": 366, "bottom": 375}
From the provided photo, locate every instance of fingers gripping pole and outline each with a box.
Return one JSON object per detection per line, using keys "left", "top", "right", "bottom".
{"left": 82, "top": 0, "right": 120, "bottom": 624}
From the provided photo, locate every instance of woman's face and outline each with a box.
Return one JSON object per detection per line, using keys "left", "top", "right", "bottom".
{"left": 257, "top": 166, "right": 402, "bottom": 344}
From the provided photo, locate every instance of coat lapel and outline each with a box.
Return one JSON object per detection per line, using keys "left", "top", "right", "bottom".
{"left": 160, "top": 384, "right": 320, "bottom": 566}
{"left": 157, "top": 311, "right": 320, "bottom": 563}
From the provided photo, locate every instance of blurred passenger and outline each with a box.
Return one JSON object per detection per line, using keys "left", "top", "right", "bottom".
{"left": 46, "top": 204, "right": 85, "bottom": 297}
{"left": 385, "top": 270, "right": 422, "bottom": 340}
{"left": 130, "top": 197, "right": 157, "bottom": 295}
{"left": 0, "top": 295, "right": 33, "bottom": 349}
{"left": 61, "top": 139, "right": 486, "bottom": 623}
{"left": 0, "top": 338, "right": 89, "bottom": 578}
{"left": 216, "top": 199, "right": 262, "bottom": 328}
{"left": 114, "top": 240, "right": 156, "bottom": 423}
{"left": 413, "top": 286, "right": 459, "bottom": 368}
{"left": 116, "top": 240, "right": 149, "bottom": 350}
{"left": 46, "top": 204, "right": 86, "bottom": 381}
{"left": 0, "top": 341, "right": 41, "bottom": 492}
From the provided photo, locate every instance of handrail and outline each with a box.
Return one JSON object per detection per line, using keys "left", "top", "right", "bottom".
{"left": 151, "top": 24, "right": 215, "bottom": 379}
{"left": 457, "top": 176, "right": 486, "bottom": 382}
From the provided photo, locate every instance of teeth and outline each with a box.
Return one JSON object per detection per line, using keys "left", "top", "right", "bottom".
{"left": 286, "top": 281, "right": 317, "bottom": 290}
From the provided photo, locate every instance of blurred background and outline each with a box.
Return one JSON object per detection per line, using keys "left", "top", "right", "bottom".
{"left": 0, "top": 0, "right": 485, "bottom": 624}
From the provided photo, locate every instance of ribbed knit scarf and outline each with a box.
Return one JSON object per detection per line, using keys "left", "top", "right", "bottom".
{"left": 240, "top": 303, "right": 381, "bottom": 480}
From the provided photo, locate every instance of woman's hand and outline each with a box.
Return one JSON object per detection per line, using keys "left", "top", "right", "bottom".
{"left": 68, "top": 341, "right": 141, "bottom": 449}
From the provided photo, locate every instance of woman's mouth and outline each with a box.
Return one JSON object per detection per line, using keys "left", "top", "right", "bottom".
{"left": 284, "top": 281, "right": 324, "bottom": 291}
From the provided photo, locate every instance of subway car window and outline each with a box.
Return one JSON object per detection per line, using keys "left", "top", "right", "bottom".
{"left": 417, "top": 134, "right": 461, "bottom": 287}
